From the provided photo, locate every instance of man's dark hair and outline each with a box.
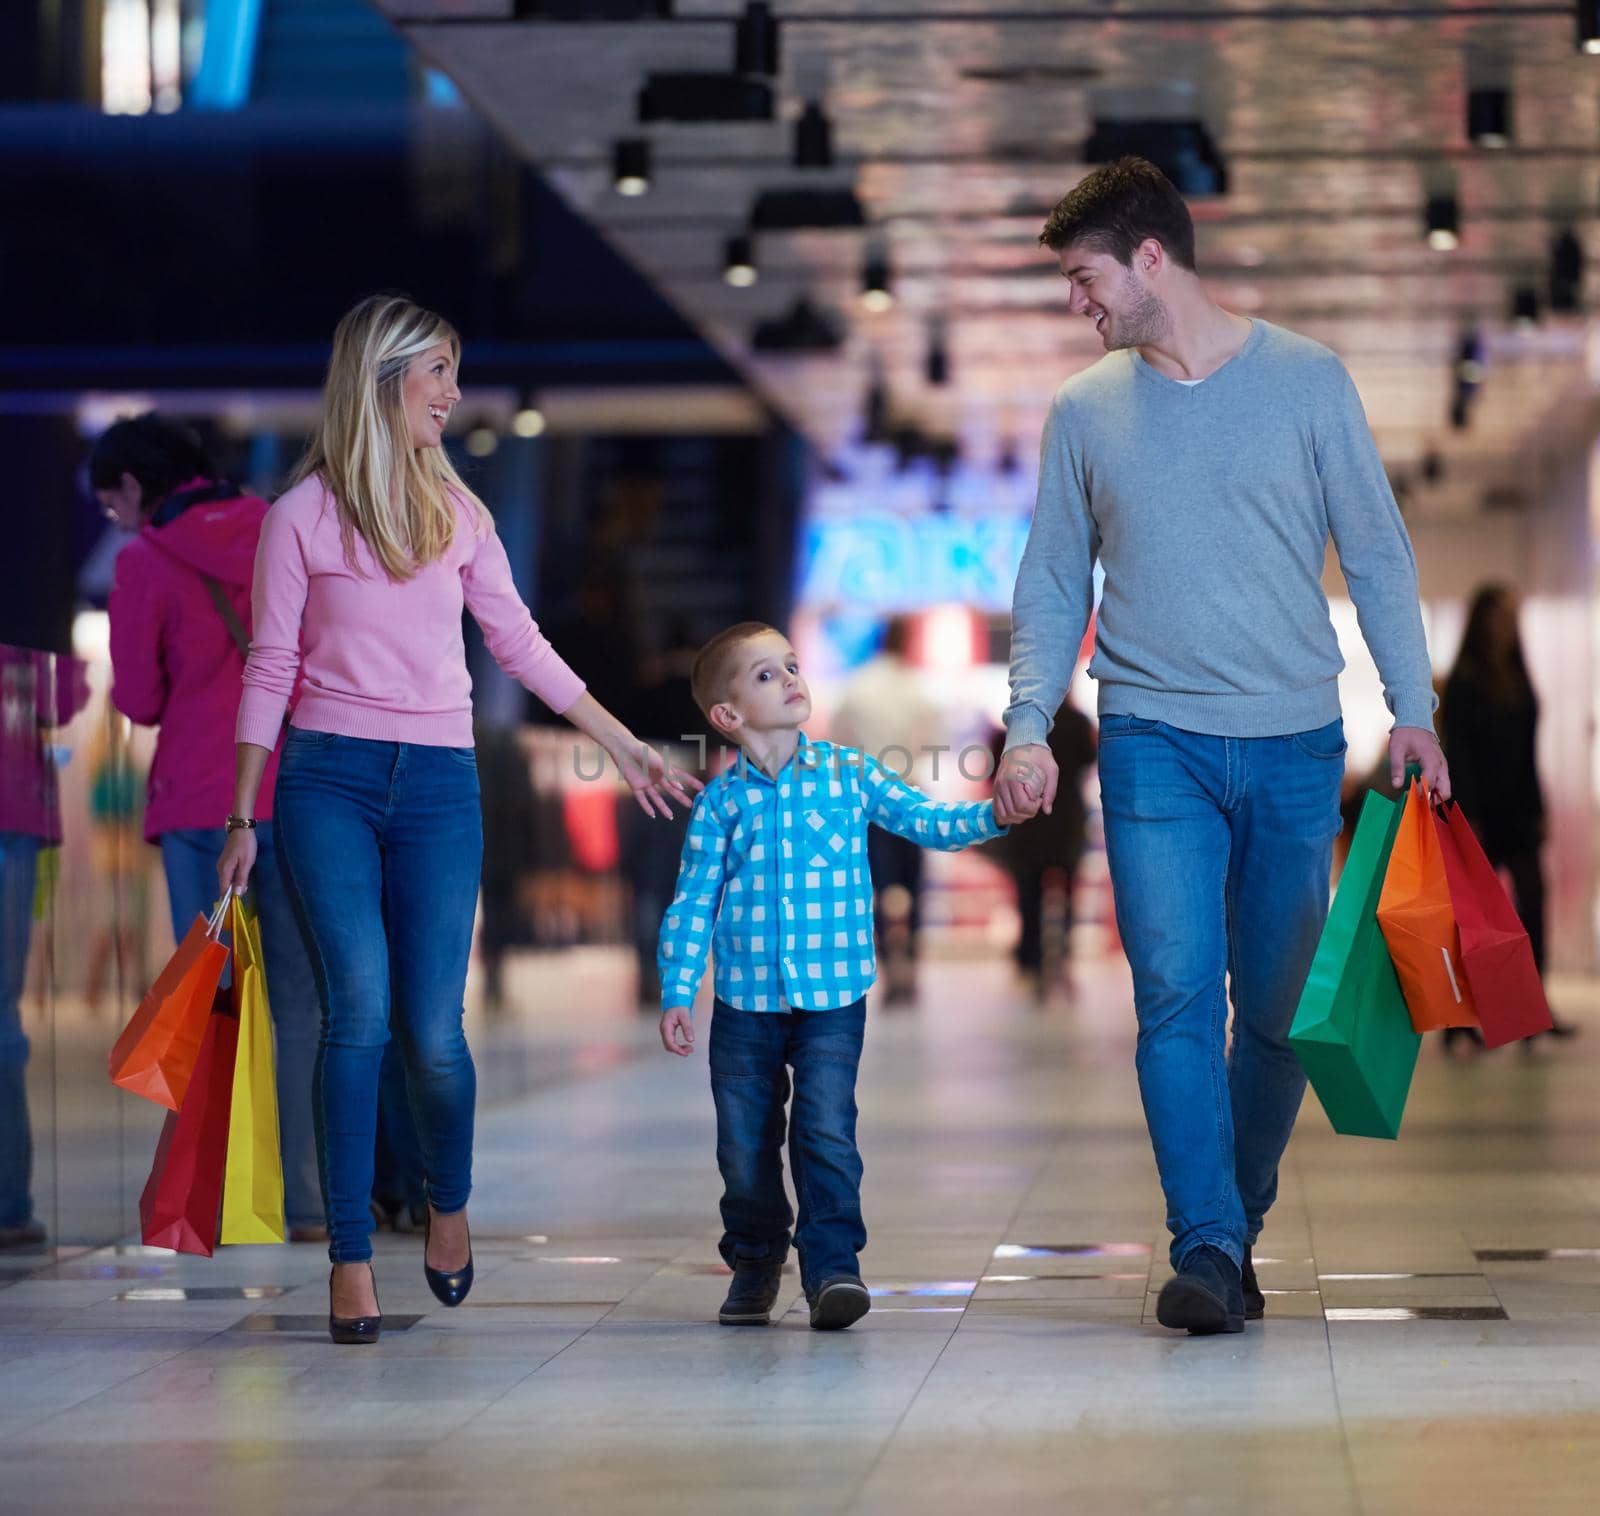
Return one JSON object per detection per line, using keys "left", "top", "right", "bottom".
{"left": 88, "top": 413, "right": 216, "bottom": 509}
{"left": 1038, "top": 157, "right": 1197, "bottom": 272}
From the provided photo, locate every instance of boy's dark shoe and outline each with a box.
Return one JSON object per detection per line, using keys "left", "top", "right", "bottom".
{"left": 808, "top": 1275, "right": 871, "bottom": 1331}
{"left": 719, "top": 1261, "right": 784, "bottom": 1325}
{"left": 1241, "top": 1247, "right": 1265, "bottom": 1321}
{"left": 1155, "top": 1246, "right": 1245, "bottom": 1336}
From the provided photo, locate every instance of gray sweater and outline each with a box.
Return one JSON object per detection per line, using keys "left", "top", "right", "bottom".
{"left": 1004, "top": 319, "right": 1437, "bottom": 748}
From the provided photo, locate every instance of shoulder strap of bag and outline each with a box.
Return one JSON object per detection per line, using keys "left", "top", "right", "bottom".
{"left": 196, "top": 572, "right": 251, "bottom": 663}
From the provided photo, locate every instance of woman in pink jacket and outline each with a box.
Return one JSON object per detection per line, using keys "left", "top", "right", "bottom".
{"left": 216, "top": 295, "right": 698, "bottom": 1344}
{"left": 96, "top": 415, "right": 324, "bottom": 1239}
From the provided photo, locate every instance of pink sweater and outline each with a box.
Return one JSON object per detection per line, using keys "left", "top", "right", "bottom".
{"left": 237, "top": 476, "right": 586, "bottom": 749}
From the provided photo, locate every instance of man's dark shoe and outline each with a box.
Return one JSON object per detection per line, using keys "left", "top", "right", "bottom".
{"left": 1241, "top": 1247, "right": 1265, "bottom": 1321}
{"left": 718, "top": 1261, "right": 784, "bottom": 1325}
{"left": 1156, "top": 1246, "right": 1245, "bottom": 1336}
{"left": 808, "top": 1275, "right": 871, "bottom": 1331}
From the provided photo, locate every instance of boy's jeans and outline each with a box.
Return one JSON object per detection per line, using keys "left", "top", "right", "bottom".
{"left": 1097, "top": 714, "right": 1346, "bottom": 1271}
{"left": 709, "top": 997, "right": 867, "bottom": 1297}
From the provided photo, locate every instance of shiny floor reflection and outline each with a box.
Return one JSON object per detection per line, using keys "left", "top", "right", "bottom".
{"left": 1, "top": 953, "right": 1597, "bottom": 1513}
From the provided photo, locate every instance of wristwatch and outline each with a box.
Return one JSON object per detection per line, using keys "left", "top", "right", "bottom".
{"left": 225, "top": 815, "right": 257, "bottom": 833}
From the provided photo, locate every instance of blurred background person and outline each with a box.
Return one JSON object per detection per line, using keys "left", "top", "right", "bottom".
{"left": 0, "top": 646, "right": 88, "bottom": 1248}
{"left": 81, "top": 704, "right": 151, "bottom": 1014}
{"left": 986, "top": 697, "right": 1098, "bottom": 1002}
{"left": 622, "top": 620, "right": 702, "bottom": 1008}
{"left": 371, "top": 1040, "right": 428, "bottom": 1234}
{"left": 474, "top": 721, "right": 540, "bottom": 1015}
{"left": 830, "top": 616, "right": 945, "bottom": 1006}
{"left": 1441, "top": 583, "right": 1575, "bottom": 1048}
{"left": 93, "top": 414, "right": 326, "bottom": 1240}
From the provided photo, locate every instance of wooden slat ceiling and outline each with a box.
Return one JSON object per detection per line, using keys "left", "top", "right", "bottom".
{"left": 381, "top": 2, "right": 1600, "bottom": 503}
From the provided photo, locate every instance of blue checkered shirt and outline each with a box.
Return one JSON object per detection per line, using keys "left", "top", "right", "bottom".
{"left": 658, "top": 733, "right": 1004, "bottom": 1013}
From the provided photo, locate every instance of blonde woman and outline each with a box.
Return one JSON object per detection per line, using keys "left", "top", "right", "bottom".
{"left": 217, "top": 295, "right": 697, "bottom": 1344}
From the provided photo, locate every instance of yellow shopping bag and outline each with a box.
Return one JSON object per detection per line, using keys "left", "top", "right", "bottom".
{"left": 219, "top": 894, "right": 287, "bottom": 1245}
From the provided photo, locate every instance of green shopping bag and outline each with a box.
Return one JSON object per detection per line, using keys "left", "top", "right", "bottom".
{"left": 1289, "top": 786, "right": 1421, "bottom": 1139}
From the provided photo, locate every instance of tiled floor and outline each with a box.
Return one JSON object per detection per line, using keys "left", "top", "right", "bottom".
{"left": 3, "top": 950, "right": 1599, "bottom": 1513}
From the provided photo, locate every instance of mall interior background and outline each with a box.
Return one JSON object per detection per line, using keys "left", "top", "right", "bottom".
{"left": 5, "top": 0, "right": 1600, "bottom": 1255}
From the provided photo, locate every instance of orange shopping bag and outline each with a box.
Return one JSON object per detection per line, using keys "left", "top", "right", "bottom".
{"left": 108, "top": 896, "right": 229, "bottom": 1111}
{"left": 1376, "top": 776, "right": 1478, "bottom": 1032}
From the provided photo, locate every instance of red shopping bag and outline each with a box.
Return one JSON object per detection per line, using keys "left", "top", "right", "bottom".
{"left": 109, "top": 897, "right": 229, "bottom": 1111}
{"left": 1433, "top": 799, "right": 1554, "bottom": 1048}
{"left": 138, "top": 1002, "right": 240, "bottom": 1256}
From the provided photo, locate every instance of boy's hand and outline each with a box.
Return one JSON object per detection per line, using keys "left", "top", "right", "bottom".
{"left": 660, "top": 1008, "right": 695, "bottom": 1056}
{"left": 995, "top": 744, "right": 1057, "bottom": 826}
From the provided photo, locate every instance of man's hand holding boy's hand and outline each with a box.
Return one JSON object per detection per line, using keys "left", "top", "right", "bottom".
{"left": 660, "top": 1008, "right": 695, "bottom": 1056}
{"left": 994, "top": 744, "right": 1057, "bottom": 827}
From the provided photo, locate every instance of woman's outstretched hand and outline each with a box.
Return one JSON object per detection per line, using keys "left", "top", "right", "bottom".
{"left": 608, "top": 736, "right": 703, "bottom": 819}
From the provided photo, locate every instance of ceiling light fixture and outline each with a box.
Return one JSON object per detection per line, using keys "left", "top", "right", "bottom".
{"left": 1084, "top": 118, "right": 1228, "bottom": 196}
{"left": 750, "top": 186, "right": 862, "bottom": 230}
{"left": 861, "top": 250, "right": 894, "bottom": 313}
{"left": 751, "top": 297, "right": 844, "bottom": 353}
{"left": 1425, "top": 193, "right": 1460, "bottom": 251}
{"left": 723, "top": 235, "right": 758, "bottom": 287}
{"left": 638, "top": 71, "right": 772, "bottom": 122}
{"left": 613, "top": 138, "right": 651, "bottom": 196}
{"left": 794, "top": 100, "right": 833, "bottom": 170}
{"left": 1467, "top": 86, "right": 1511, "bottom": 148}
{"left": 1579, "top": 1, "right": 1600, "bottom": 54}
{"left": 735, "top": 2, "right": 779, "bottom": 78}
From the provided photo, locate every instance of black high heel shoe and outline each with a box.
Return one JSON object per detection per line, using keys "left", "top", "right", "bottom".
{"left": 423, "top": 1207, "right": 474, "bottom": 1307}
{"left": 328, "top": 1263, "right": 381, "bottom": 1345}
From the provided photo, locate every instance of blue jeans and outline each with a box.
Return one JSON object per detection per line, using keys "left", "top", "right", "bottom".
{"left": 1097, "top": 715, "right": 1346, "bottom": 1271}
{"left": 272, "top": 730, "right": 483, "bottom": 1264}
{"left": 0, "top": 832, "right": 40, "bottom": 1230}
{"left": 708, "top": 998, "right": 868, "bottom": 1296}
{"left": 160, "top": 824, "right": 323, "bottom": 1230}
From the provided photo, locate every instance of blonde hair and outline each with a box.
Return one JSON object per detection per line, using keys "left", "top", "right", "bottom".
{"left": 291, "top": 294, "right": 489, "bottom": 581}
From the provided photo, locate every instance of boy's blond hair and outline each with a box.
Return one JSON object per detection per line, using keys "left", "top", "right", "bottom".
{"left": 691, "top": 622, "right": 781, "bottom": 725}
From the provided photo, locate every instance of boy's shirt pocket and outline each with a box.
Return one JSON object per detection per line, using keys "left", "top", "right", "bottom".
{"left": 799, "top": 795, "right": 857, "bottom": 868}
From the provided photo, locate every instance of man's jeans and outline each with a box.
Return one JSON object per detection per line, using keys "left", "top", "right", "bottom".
{"left": 709, "top": 998, "right": 867, "bottom": 1296}
{"left": 1097, "top": 714, "right": 1346, "bottom": 1271}
{"left": 0, "top": 832, "right": 40, "bottom": 1230}
{"left": 272, "top": 731, "right": 482, "bottom": 1264}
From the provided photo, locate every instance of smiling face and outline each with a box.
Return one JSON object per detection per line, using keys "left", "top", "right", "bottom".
{"left": 1059, "top": 240, "right": 1171, "bottom": 352}
{"left": 711, "top": 630, "right": 812, "bottom": 738}
{"left": 400, "top": 340, "right": 462, "bottom": 450}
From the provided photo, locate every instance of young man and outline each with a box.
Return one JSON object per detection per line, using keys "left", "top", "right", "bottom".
{"left": 994, "top": 158, "right": 1448, "bottom": 1335}
{"left": 656, "top": 622, "right": 1003, "bottom": 1329}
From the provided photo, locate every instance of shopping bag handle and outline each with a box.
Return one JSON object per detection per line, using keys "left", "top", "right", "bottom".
{"left": 205, "top": 896, "right": 231, "bottom": 941}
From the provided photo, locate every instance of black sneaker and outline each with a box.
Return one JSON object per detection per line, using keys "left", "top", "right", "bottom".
{"left": 1156, "top": 1246, "right": 1245, "bottom": 1336}
{"left": 808, "top": 1275, "right": 872, "bottom": 1331}
{"left": 718, "top": 1261, "right": 784, "bottom": 1326}
{"left": 1241, "top": 1247, "right": 1265, "bottom": 1321}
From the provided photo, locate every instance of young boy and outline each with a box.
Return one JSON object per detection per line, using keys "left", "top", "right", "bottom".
{"left": 656, "top": 622, "right": 1004, "bottom": 1330}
